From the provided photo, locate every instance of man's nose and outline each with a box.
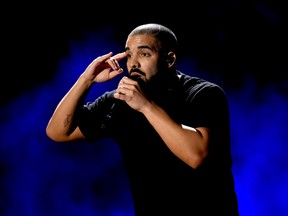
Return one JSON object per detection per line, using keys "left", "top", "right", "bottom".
{"left": 128, "top": 57, "right": 140, "bottom": 69}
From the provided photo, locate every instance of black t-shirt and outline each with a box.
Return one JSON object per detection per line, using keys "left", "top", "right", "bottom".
{"left": 78, "top": 71, "right": 239, "bottom": 216}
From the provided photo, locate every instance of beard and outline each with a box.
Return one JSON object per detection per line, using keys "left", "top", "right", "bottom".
{"left": 139, "top": 69, "right": 178, "bottom": 102}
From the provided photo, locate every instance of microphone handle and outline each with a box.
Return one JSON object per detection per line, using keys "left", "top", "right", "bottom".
{"left": 101, "top": 76, "right": 142, "bottom": 129}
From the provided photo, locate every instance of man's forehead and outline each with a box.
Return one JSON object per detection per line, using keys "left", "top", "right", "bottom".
{"left": 125, "top": 35, "right": 158, "bottom": 50}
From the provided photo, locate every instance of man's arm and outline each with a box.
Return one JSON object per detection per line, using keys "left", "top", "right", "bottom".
{"left": 46, "top": 75, "right": 93, "bottom": 142}
{"left": 46, "top": 52, "right": 126, "bottom": 142}
{"left": 141, "top": 102, "right": 210, "bottom": 169}
{"left": 114, "top": 76, "right": 209, "bottom": 169}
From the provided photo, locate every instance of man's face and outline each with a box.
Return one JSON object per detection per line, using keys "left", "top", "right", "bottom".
{"left": 124, "top": 34, "right": 163, "bottom": 83}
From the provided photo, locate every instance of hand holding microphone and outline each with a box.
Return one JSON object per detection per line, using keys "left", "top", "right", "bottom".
{"left": 114, "top": 75, "right": 149, "bottom": 112}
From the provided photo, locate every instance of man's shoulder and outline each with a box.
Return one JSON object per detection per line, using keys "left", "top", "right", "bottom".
{"left": 177, "top": 70, "right": 218, "bottom": 88}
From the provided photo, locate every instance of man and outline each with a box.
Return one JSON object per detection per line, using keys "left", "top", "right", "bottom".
{"left": 46, "top": 23, "right": 239, "bottom": 215}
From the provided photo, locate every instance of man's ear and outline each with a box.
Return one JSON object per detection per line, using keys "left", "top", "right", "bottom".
{"left": 166, "top": 52, "right": 176, "bottom": 67}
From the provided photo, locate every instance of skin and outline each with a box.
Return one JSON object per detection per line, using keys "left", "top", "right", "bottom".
{"left": 46, "top": 34, "right": 210, "bottom": 169}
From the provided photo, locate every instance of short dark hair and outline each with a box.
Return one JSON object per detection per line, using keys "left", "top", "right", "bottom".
{"left": 128, "top": 23, "right": 178, "bottom": 54}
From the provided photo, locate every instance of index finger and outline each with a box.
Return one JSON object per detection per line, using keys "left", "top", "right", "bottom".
{"left": 112, "top": 52, "right": 127, "bottom": 61}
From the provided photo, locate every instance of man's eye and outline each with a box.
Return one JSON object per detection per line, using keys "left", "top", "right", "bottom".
{"left": 141, "top": 53, "right": 150, "bottom": 57}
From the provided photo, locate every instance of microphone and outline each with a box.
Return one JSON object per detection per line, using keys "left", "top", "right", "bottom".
{"left": 101, "top": 99, "right": 117, "bottom": 129}
{"left": 101, "top": 75, "right": 143, "bottom": 129}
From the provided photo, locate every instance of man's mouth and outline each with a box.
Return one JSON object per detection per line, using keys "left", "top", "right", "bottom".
{"left": 130, "top": 71, "right": 141, "bottom": 77}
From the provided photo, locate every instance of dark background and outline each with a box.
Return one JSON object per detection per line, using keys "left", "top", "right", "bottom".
{"left": 2, "top": 1, "right": 287, "bottom": 103}
{"left": 1, "top": 1, "right": 288, "bottom": 215}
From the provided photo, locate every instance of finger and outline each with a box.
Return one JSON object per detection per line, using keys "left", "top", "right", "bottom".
{"left": 109, "top": 57, "right": 120, "bottom": 70}
{"left": 115, "top": 87, "right": 128, "bottom": 100}
{"left": 114, "top": 91, "right": 127, "bottom": 100}
{"left": 108, "top": 52, "right": 127, "bottom": 70}
{"left": 113, "top": 52, "right": 127, "bottom": 61}
{"left": 108, "top": 68, "right": 124, "bottom": 79}
{"left": 120, "top": 76, "right": 139, "bottom": 86}
{"left": 94, "top": 52, "right": 113, "bottom": 62}
{"left": 117, "top": 83, "right": 137, "bottom": 98}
